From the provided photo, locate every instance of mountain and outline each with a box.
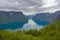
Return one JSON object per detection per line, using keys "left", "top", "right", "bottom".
{"left": 40, "top": 21, "right": 60, "bottom": 40}
{"left": 0, "top": 11, "right": 60, "bottom": 40}
{"left": 22, "top": 20, "right": 60, "bottom": 40}
{"left": 32, "top": 11, "right": 60, "bottom": 25}
{"left": 53, "top": 11, "right": 60, "bottom": 21}
{"left": 0, "top": 11, "right": 28, "bottom": 30}
{"left": 32, "top": 13, "right": 52, "bottom": 25}
{"left": 0, "top": 21, "right": 59, "bottom": 40}
{"left": 0, "top": 11, "right": 28, "bottom": 24}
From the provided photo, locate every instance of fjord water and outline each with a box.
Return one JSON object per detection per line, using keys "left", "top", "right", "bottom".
{"left": 0, "top": 22, "right": 25, "bottom": 30}
{"left": 0, "top": 19, "right": 49, "bottom": 30}
{"left": 33, "top": 20, "right": 50, "bottom": 26}
{"left": 22, "top": 19, "right": 43, "bottom": 30}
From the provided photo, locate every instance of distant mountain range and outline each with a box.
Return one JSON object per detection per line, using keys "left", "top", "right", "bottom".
{"left": 26, "top": 15, "right": 34, "bottom": 19}
{"left": 0, "top": 11, "right": 29, "bottom": 30}
{"left": 32, "top": 10, "right": 60, "bottom": 25}
{"left": 0, "top": 11, "right": 28, "bottom": 24}
{"left": 53, "top": 11, "right": 60, "bottom": 21}
{"left": 0, "top": 10, "right": 60, "bottom": 25}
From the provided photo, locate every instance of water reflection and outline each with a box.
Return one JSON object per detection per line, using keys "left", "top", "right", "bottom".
{"left": 22, "top": 19, "right": 43, "bottom": 30}
{"left": 0, "top": 19, "right": 48, "bottom": 31}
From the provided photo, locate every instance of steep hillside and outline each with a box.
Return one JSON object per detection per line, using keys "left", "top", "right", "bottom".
{"left": 32, "top": 13, "right": 52, "bottom": 25}
{"left": 32, "top": 11, "right": 60, "bottom": 25}
{"left": 0, "top": 11, "right": 28, "bottom": 30}
{"left": 54, "top": 11, "right": 60, "bottom": 21}
{"left": 0, "top": 21, "right": 60, "bottom": 40}
{"left": 0, "top": 11, "right": 28, "bottom": 24}
{"left": 39, "top": 21, "right": 60, "bottom": 40}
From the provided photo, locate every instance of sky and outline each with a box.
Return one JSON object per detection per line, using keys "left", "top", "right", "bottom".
{"left": 0, "top": 0, "right": 60, "bottom": 15}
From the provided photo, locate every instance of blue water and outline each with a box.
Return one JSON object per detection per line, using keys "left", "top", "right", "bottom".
{"left": 33, "top": 20, "right": 49, "bottom": 26}
{"left": 0, "top": 22, "right": 26, "bottom": 30}
{"left": 0, "top": 20, "right": 49, "bottom": 30}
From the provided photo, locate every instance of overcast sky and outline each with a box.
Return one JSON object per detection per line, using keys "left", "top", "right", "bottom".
{"left": 0, "top": 0, "right": 60, "bottom": 15}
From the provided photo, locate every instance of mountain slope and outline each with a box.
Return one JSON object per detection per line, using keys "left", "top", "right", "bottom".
{"left": 54, "top": 11, "right": 60, "bottom": 21}
{"left": 32, "top": 13, "right": 52, "bottom": 25}
{"left": 0, "top": 11, "right": 28, "bottom": 30}
{"left": 0, "top": 21, "right": 60, "bottom": 40}
{"left": 40, "top": 21, "right": 60, "bottom": 40}
{"left": 0, "top": 11, "right": 28, "bottom": 24}
{"left": 32, "top": 11, "right": 60, "bottom": 25}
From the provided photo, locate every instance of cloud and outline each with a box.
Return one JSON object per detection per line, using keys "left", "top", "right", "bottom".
{"left": 41, "top": 0, "right": 57, "bottom": 8}
{"left": 0, "top": 0, "right": 59, "bottom": 15}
